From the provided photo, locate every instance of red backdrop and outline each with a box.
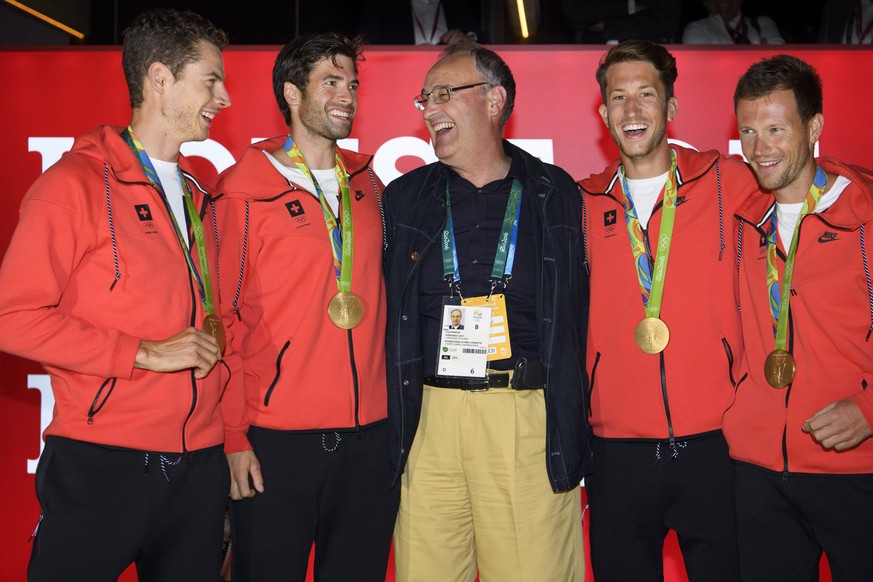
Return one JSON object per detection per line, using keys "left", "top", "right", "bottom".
{"left": 2, "top": 45, "right": 869, "bottom": 580}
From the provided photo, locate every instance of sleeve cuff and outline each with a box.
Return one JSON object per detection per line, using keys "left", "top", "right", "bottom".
{"left": 849, "top": 390, "right": 873, "bottom": 432}
{"left": 109, "top": 333, "right": 142, "bottom": 380}
{"left": 224, "top": 430, "right": 252, "bottom": 454}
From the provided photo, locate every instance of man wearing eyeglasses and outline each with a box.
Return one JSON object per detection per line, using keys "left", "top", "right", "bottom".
{"left": 383, "top": 43, "right": 589, "bottom": 581}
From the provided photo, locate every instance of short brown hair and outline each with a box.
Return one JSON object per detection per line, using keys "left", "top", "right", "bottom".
{"left": 733, "top": 55, "right": 823, "bottom": 124}
{"left": 595, "top": 40, "right": 678, "bottom": 102}
{"left": 122, "top": 9, "right": 228, "bottom": 109}
{"left": 273, "top": 32, "right": 364, "bottom": 126}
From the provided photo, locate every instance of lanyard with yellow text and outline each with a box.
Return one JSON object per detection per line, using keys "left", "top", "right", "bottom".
{"left": 618, "top": 150, "right": 678, "bottom": 354}
{"left": 763, "top": 166, "right": 827, "bottom": 388}
{"left": 283, "top": 136, "right": 362, "bottom": 329}
{"left": 122, "top": 127, "right": 224, "bottom": 350}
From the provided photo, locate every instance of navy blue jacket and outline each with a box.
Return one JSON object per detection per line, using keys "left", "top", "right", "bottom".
{"left": 383, "top": 141, "right": 591, "bottom": 492}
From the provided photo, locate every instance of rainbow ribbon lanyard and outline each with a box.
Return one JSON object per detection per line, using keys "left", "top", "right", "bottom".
{"left": 284, "top": 136, "right": 353, "bottom": 292}
{"left": 441, "top": 180, "right": 522, "bottom": 299}
{"left": 122, "top": 127, "right": 215, "bottom": 316}
{"left": 766, "top": 167, "right": 827, "bottom": 349}
{"left": 618, "top": 150, "right": 678, "bottom": 320}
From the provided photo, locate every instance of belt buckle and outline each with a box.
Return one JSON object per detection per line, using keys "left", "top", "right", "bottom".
{"left": 487, "top": 371, "right": 511, "bottom": 389}
{"left": 467, "top": 378, "right": 489, "bottom": 392}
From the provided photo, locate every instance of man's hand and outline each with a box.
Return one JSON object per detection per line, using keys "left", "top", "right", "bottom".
{"left": 227, "top": 450, "right": 265, "bottom": 500}
{"left": 135, "top": 327, "right": 221, "bottom": 379}
{"left": 802, "top": 399, "right": 873, "bottom": 451}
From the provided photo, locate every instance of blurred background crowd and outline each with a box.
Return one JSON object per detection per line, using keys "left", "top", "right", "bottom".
{"left": 2, "top": 0, "right": 871, "bottom": 47}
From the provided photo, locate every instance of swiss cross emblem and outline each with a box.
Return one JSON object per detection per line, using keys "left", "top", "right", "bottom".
{"left": 285, "top": 200, "right": 305, "bottom": 217}
{"left": 134, "top": 204, "right": 153, "bottom": 221}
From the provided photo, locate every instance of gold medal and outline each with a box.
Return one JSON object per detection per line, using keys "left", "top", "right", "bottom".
{"left": 764, "top": 349, "right": 795, "bottom": 389}
{"left": 328, "top": 291, "right": 364, "bottom": 329}
{"left": 202, "top": 313, "right": 226, "bottom": 353}
{"left": 635, "top": 317, "right": 670, "bottom": 354}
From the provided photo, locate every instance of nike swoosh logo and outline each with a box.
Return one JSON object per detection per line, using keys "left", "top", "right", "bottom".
{"left": 818, "top": 232, "right": 839, "bottom": 243}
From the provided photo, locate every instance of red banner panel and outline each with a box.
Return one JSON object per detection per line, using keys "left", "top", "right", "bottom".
{"left": 2, "top": 45, "right": 865, "bottom": 580}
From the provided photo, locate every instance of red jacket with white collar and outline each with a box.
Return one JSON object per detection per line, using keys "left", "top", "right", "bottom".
{"left": 0, "top": 125, "right": 226, "bottom": 453}
{"left": 215, "top": 137, "right": 388, "bottom": 454}
{"left": 724, "top": 157, "right": 873, "bottom": 474}
{"left": 580, "top": 146, "right": 757, "bottom": 442}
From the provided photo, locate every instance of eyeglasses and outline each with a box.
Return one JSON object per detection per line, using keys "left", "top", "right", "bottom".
{"left": 413, "top": 82, "right": 490, "bottom": 111}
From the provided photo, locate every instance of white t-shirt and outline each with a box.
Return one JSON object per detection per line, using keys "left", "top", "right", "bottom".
{"left": 776, "top": 175, "right": 851, "bottom": 248}
{"left": 151, "top": 157, "right": 188, "bottom": 246}
{"left": 265, "top": 151, "right": 340, "bottom": 217}
{"left": 626, "top": 172, "right": 669, "bottom": 230}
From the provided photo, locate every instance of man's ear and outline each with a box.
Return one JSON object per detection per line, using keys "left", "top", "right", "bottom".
{"left": 284, "top": 81, "right": 302, "bottom": 108}
{"left": 808, "top": 112, "right": 824, "bottom": 146}
{"left": 667, "top": 96, "right": 678, "bottom": 122}
{"left": 488, "top": 85, "right": 507, "bottom": 121}
{"left": 146, "top": 62, "right": 171, "bottom": 94}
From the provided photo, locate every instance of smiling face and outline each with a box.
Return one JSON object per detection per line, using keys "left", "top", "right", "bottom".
{"left": 736, "top": 88, "right": 822, "bottom": 203}
{"left": 292, "top": 55, "right": 358, "bottom": 141}
{"left": 162, "top": 40, "right": 231, "bottom": 144}
{"left": 599, "top": 60, "right": 677, "bottom": 177}
{"left": 421, "top": 54, "right": 496, "bottom": 168}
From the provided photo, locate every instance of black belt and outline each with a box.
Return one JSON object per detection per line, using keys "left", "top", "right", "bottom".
{"left": 424, "top": 373, "right": 511, "bottom": 391}
{"left": 424, "top": 357, "right": 544, "bottom": 391}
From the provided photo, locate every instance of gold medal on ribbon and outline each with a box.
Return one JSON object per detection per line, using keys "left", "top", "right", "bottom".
{"left": 764, "top": 349, "right": 795, "bottom": 389}
{"left": 202, "top": 313, "right": 226, "bottom": 353}
{"left": 328, "top": 291, "right": 364, "bottom": 329}
{"left": 635, "top": 317, "right": 670, "bottom": 354}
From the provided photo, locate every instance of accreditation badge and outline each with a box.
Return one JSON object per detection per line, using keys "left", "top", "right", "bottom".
{"left": 462, "top": 294, "right": 511, "bottom": 361}
{"left": 436, "top": 299, "right": 492, "bottom": 378}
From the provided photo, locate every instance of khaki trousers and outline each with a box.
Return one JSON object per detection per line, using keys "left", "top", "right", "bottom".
{"left": 394, "top": 385, "right": 584, "bottom": 582}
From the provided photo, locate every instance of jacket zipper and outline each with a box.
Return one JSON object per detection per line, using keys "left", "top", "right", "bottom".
{"left": 179, "top": 189, "right": 204, "bottom": 455}
{"left": 643, "top": 227, "right": 678, "bottom": 452}
{"left": 781, "top": 307, "right": 795, "bottom": 483}
{"left": 745, "top": 213, "right": 793, "bottom": 481}
{"left": 182, "top": 368, "right": 197, "bottom": 455}
{"left": 588, "top": 352, "right": 601, "bottom": 418}
{"left": 395, "top": 182, "right": 447, "bottom": 474}
{"left": 721, "top": 337, "right": 748, "bottom": 389}
{"left": 539, "top": 178, "right": 559, "bottom": 488}
{"left": 777, "top": 215, "right": 812, "bottom": 483}
{"left": 348, "top": 330, "right": 362, "bottom": 435}
{"left": 87, "top": 378, "right": 117, "bottom": 423}
{"left": 264, "top": 340, "right": 291, "bottom": 406}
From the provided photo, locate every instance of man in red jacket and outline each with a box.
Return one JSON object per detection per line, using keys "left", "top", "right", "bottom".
{"left": 0, "top": 9, "right": 231, "bottom": 581}
{"left": 214, "top": 33, "right": 398, "bottom": 581}
{"left": 579, "top": 40, "right": 756, "bottom": 581}
{"left": 727, "top": 54, "right": 873, "bottom": 581}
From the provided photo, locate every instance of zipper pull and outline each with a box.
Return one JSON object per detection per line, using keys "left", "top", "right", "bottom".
{"left": 28, "top": 512, "right": 44, "bottom": 542}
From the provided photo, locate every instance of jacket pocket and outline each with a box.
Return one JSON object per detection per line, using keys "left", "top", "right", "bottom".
{"left": 587, "top": 352, "right": 601, "bottom": 417}
{"left": 721, "top": 337, "right": 747, "bottom": 389}
{"left": 263, "top": 340, "right": 291, "bottom": 407}
{"left": 87, "top": 378, "right": 117, "bottom": 423}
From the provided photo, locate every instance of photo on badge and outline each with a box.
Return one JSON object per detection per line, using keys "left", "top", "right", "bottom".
{"left": 436, "top": 300, "right": 491, "bottom": 378}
